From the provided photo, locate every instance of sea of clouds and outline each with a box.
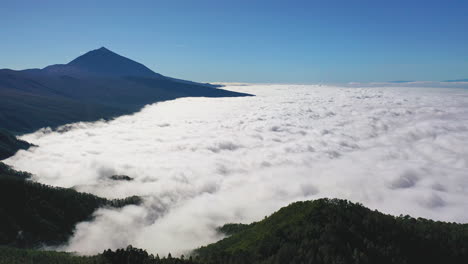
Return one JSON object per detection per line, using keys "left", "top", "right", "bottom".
{"left": 5, "top": 84, "right": 468, "bottom": 256}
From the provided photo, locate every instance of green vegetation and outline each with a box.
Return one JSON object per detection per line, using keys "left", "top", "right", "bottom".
{"left": 0, "top": 129, "right": 33, "bottom": 160}
{"left": 1, "top": 195, "right": 468, "bottom": 264}
{"left": 216, "top": 223, "right": 250, "bottom": 236}
{"left": 0, "top": 246, "right": 200, "bottom": 264}
{"left": 101, "top": 245, "right": 198, "bottom": 264}
{"left": 0, "top": 246, "right": 105, "bottom": 264}
{"left": 0, "top": 162, "right": 32, "bottom": 180}
{"left": 0, "top": 162, "right": 141, "bottom": 248}
{"left": 196, "top": 199, "right": 468, "bottom": 264}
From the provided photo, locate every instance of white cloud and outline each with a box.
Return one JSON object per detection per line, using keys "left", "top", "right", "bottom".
{"left": 5, "top": 84, "right": 468, "bottom": 256}
{"left": 344, "top": 81, "right": 468, "bottom": 89}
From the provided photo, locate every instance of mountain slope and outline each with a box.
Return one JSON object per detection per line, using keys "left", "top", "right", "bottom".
{"left": 0, "top": 162, "right": 141, "bottom": 248}
{"left": 196, "top": 199, "right": 468, "bottom": 264}
{"left": 0, "top": 245, "right": 196, "bottom": 264}
{"left": 1, "top": 198, "right": 468, "bottom": 263}
{"left": 65, "top": 47, "right": 161, "bottom": 77}
{"left": 2, "top": 198, "right": 468, "bottom": 264}
{"left": 0, "top": 48, "right": 251, "bottom": 134}
{"left": 0, "top": 129, "right": 33, "bottom": 160}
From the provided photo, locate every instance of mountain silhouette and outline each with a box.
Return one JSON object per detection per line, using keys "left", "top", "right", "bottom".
{"left": 443, "top": 78, "right": 468, "bottom": 82}
{"left": 0, "top": 48, "right": 251, "bottom": 134}
{"left": 43, "top": 47, "right": 163, "bottom": 78}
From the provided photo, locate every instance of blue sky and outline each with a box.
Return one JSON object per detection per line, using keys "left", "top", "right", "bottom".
{"left": 2, "top": 0, "right": 467, "bottom": 83}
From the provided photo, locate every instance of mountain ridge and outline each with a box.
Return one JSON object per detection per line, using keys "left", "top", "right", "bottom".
{"left": 62, "top": 47, "right": 163, "bottom": 78}
{"left": 1, "top": 198, "right": 468, "bottom": 263}
{"left": 0, "top": 129, "right": 33, "bottom": 160}
{"left": 196, "top": 198, "right": 468, "bottom": 264}
{"left": 0, "top": 47, "right": 251, "bottom": 134}
{"left": 0, "top": 162, "right": 141, "bottom": 248}
{"left": 444, "top": 78, "right": 468, "bottom": 82}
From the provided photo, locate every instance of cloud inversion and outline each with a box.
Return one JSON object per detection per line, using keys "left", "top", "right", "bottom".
{"left": 5, "top": 84, "right": 468, "bottom": 255}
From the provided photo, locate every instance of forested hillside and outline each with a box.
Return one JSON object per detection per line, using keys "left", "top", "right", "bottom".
{"left": 0, "top": 162, "right": 141, "bottom": 248}
{"left": 0, "top": 129, "right": 33, "bottom": 160}
{"left": 0, "top": 245, "right": 199, "bottom": 264}
{"left": 196, "top": 199, "right": 468, "bottom": 264}
{"left": 2, "top": 199, "right": 468, "bottom": 264}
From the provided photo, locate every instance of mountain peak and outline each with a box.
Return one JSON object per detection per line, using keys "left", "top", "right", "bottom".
{"left": 66, "top": 47, "right": 161, "bottom": 78}
{"left": 92, "top": 46, "right": 116, "bottom": 55}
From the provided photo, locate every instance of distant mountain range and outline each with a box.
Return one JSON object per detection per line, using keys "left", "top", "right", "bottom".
{"left": 387, "top": 79, "right": 468, "bottom": 83}
{"left": 0, "top": 47, "right": 251, "bottom": 134}
{"left": 443, "top": 79, "right": 468, "bottom": 82}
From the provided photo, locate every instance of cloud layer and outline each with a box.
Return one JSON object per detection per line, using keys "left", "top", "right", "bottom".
{"left": 5, "top": 84, "right": 468, "bottom": 256}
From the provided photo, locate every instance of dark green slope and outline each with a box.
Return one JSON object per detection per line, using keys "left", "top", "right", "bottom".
{"left": 0, "top": 163, "right": 141, "bottom": 248}
{"left": 2, "top": 199, "right": 468, "bottom": 264}
{"left": 0, "top": 246, "right": 105, "bottom": 264}
{"left": 0, "top": 245, "right": 198, "bottom": 264}
{"left": 0, "top": 129, "right": 33, "bottom": 160}
{"left": 196, "top": 199, "right": 468, "bottom": 264}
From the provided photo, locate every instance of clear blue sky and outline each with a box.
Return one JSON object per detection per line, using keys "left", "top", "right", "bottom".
{"left": 2, "top": 0, "right": 467, "bottom": 83}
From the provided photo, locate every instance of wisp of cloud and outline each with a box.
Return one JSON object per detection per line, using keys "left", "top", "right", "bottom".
{"left": 5, "top": 84, "right": 468, "bottom": 256}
